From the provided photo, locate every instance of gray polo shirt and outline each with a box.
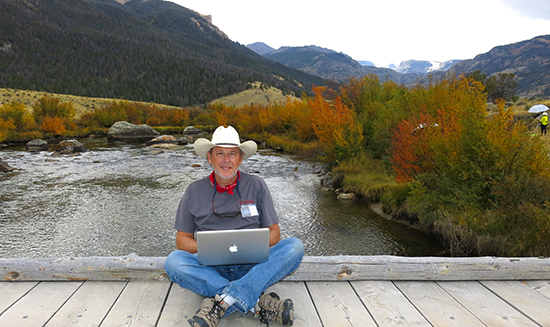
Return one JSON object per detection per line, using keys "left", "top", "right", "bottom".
{"left": 175, "top": 172, "right": 279, "bottom": 233}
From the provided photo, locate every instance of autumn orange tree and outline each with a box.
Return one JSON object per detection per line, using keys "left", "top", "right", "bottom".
{"left": 310, "top": 86, "right": 363, "bottom": 162}
{"left": 41, "top": 116, "right": 67, "bottom": 136}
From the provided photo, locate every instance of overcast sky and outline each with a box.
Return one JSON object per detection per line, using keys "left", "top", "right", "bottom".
{"left": 170, "top": 0, "right": 550, "bottom": 67}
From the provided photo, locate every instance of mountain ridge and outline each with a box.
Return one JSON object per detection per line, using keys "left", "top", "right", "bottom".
{"left": 0, "top": 0, "right": 325, "bottom": 107}
{"left": 248, "top": 36, "right": 550, "bottom": 98}
{"left": 449, "top": 35, "right": 550, "bottom": 97}
{"left": 247, "top": 43, "right": 421, "bottom": 84}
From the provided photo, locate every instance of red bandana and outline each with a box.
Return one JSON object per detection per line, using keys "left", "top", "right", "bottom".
{"left": 209, "top": 171, "right": 240, "bottom": 195}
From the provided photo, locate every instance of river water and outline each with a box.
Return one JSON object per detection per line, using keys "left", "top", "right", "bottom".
{"left": 0, "top": 138, "right": 443, "bottom": 258}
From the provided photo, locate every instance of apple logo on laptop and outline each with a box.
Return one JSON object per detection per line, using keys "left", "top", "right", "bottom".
{"left": 229, "top": 244, "right": 238, "bottom": 253}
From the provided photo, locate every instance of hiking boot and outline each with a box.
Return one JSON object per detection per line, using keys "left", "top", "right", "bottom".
{"left": 254, "top": 292, "right": 294, "bottom": 326}
{"left": 188, "top": 294, "right": 229, "bottom": 327}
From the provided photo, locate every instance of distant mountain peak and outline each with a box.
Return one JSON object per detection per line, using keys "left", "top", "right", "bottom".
{"left": 275, "top": 45, "right": 336, "bottom": 54}
{"left": 247, "top": 42, "right": 275, "bottom": 55}
{"left": 247, "top": 44, "right": 419, "bottom": 84}
{"left": 358, "top": 60, "right": 375, "bottom": 67}
{"left": 395, "top": 59, "right": 462, "bottom": 75}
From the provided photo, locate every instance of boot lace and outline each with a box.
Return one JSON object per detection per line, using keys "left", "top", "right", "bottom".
{"left": 204, "top": 300, "right": 225, "bottom": 323}
{"left": 257, "top": 307, "right": 277, "bottom": 326}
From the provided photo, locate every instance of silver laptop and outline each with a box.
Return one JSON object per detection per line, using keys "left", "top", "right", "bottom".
{"left": 196, "top": 228, "right": 270, "bottom": 266}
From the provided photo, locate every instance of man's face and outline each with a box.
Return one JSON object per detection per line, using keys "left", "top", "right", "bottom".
{"left": 207, "top": 146, "right": 243, "bottom": 183}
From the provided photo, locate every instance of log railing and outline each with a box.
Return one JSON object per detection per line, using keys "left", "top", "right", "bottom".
{"left": 3, "top": 255, "right": 550, "bottom": 282}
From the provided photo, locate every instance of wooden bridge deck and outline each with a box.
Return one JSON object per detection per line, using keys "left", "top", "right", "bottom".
{"left": 2, "top": 256, "right": 550, "bottom": 326}
{"left": 2, "top": 279, "right": 550, "bottom": 326}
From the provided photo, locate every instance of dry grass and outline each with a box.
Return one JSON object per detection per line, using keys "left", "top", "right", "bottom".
{"left": 209, "top": 82, "right": 298, "bottom": 107}
{"left": 0, "top": 88, "right": 182, "bottom": 119}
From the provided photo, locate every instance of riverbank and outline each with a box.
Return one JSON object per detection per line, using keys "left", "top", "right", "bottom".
{"left": 330, "top": 152, "right": 550, "bottom": 258}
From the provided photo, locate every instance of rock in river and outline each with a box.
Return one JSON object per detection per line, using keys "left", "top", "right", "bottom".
{"left": 337, "top": 193, "right": 356, "bottom": 201}
{"left": 26, "top": 139, "right": 49, "bottom": 152}
{"left": 108, "top": 121, "right": 160, "bottom": 143}
{"left": 147, "top": 135, "right": 177, "bottom": 145}
{"left": 0, "top": 160, "right": 15, "bottom": 172}
{"left": 56, "top": 139, "right": 87, "bottom": 154}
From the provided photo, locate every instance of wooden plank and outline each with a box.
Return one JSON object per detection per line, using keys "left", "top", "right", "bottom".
{"left": 523, "top": 280, "right": 550, "bottom": 298}
{"left": 0, "top": 282, "right": 37, "bottom": 314}
{"left": 157, "top": 283, "right": 200, "bottom": 327}
{"left": 481, "top": 280, "right": 550, "bottom": 326}
{"left": 394, "top": 281, "right": 485, "bottom": 326}
{"left": 438, "top": 281, "right": 538, "bottom": 326}
{"left": 100, "top": 280, "right": 171, "bottom": 327}
{"left": 352, "top": 280, "right": 431, "bottom": 326}
{"left": 270, "top": 282, "right": 322, "bottom": 327}
{"left": 44, "top": 281, "right": 127, "bottom": 327}
{"left": 0, "top": 281, "right": 82, "bottom": 327}
{"left": 306, "top": 281, "right": 376, "bottom": 326}
{"left": 4, "top": 256, "right": 550, "bottom": 281}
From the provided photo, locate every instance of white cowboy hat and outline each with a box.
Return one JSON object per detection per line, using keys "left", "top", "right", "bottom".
{"left": 194, "top": 125, "right": 257, "bottom": 160}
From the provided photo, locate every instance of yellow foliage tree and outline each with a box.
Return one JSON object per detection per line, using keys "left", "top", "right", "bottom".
{"left": 0, "top": 102, "right": 36, "bottom": 132}
{"left": 32, "top": 96, "right": 75, "bottom": 125}
{"left": 0, "top": 118, "right": 15, "bottom": 142}
{"left": 171, "top": 109, "right": 190, "bottom": 126}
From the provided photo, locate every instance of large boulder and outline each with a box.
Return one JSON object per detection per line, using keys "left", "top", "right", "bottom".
{"left": 56, "top": 139, "right": 87, "bottom": 154}
{"left": 108, "top": 121, "right": 160, "bottom": 143}
{"left": 26, "top": 139, "right": 49, "bottom": 152}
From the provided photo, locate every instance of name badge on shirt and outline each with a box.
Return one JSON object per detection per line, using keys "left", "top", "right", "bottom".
{"left": 240, "top": 204, "right": 258, "bottom": 217}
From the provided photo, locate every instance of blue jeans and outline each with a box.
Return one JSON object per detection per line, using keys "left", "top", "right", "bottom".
{"left": 164, "top": 237, "right": 304, "bottom": 316}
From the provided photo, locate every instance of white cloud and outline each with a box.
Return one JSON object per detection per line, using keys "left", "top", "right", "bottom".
{"left": 499, "top": 0, "right": 550, "bottom": 20}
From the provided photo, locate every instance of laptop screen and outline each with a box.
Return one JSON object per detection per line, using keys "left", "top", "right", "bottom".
{"left": 196, "top": 228, "right": 270, "bottom": 266}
